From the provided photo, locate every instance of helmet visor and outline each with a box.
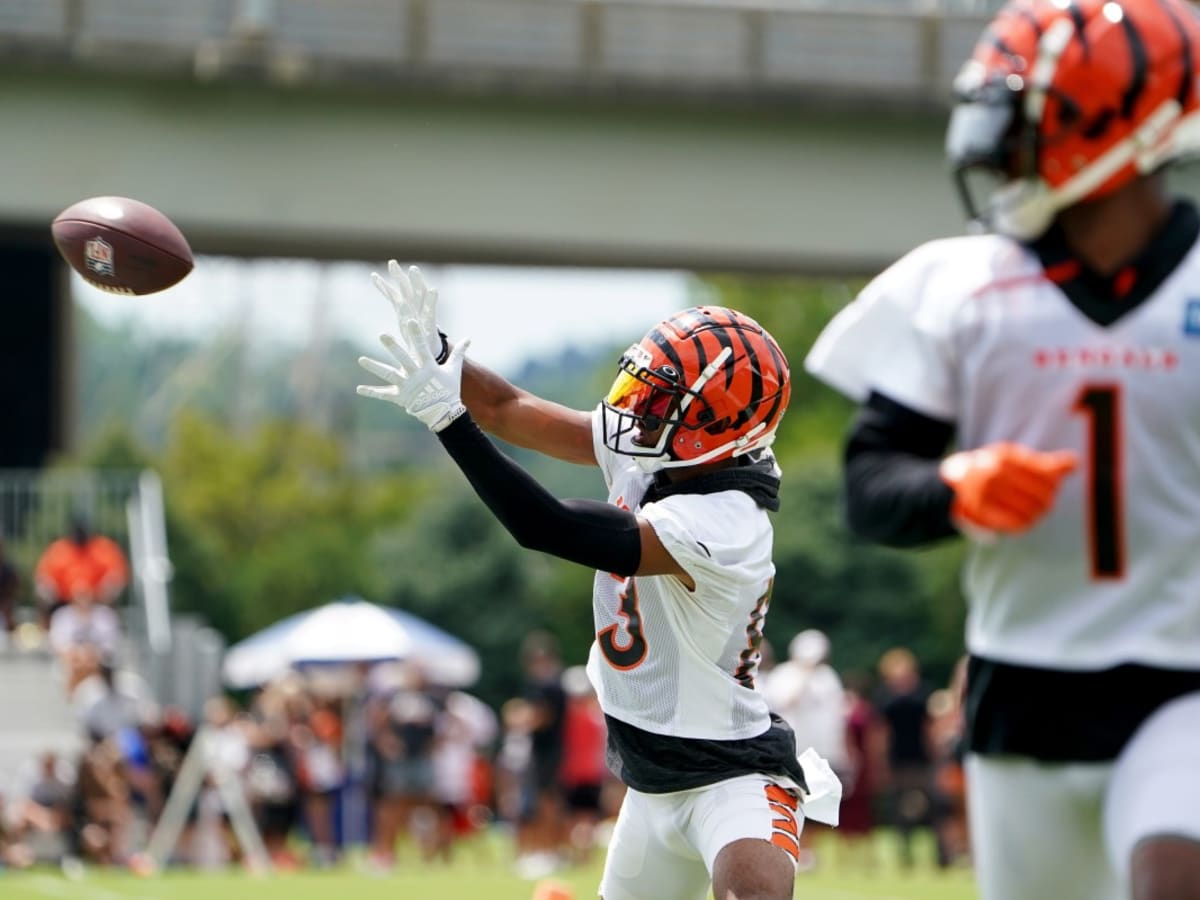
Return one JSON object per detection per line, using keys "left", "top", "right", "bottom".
{"left": 606, "top": 346, "right": 680, "bottom": 427}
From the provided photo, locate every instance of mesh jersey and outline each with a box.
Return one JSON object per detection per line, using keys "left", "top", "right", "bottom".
{"left": 585, "top": 407, "right": 777, "bottom": 741}
{"left": 806, "top": 232, "right": 1200, "bottom": 671}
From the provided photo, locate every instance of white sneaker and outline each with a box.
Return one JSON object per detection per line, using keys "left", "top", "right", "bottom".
{"left": 514, "top": 852, "right": 561, "bottom": 880}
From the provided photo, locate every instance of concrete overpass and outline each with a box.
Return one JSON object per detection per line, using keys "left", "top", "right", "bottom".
{"left": 1, "top": 0, "right": 999, "bottom": 275}
{"left": 3, "top": 66, "right": 960, "bottom": 274}
{"left": 5, "top": 0, "right": 1200, "bottom": 465}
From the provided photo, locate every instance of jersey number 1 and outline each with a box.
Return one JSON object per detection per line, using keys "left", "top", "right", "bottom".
{"left": 1074, "top": 384, "right": 1125, "bottom": 579}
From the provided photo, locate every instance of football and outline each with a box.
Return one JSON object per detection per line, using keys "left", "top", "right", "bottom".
{"left": 51, "top": 196, "right": 194, "bottom": 295}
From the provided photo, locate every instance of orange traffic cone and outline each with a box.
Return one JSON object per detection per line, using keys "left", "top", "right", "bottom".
{"left": 532, "top": 879, "right": 574, "bottom": 900}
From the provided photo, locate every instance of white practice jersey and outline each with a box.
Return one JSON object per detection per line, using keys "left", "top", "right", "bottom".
{"left": 806, "top": 232, "right": 1200, "bottom": 670}
{"left": 585, "top": 407, "right": 778, "bottom": 741}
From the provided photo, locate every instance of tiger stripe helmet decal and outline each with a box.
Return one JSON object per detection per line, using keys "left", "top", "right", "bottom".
{"left": 602, "top": 306, "right": 791, "bottom": 471}
{"left": 946, "top": 0, "right": 1200, "bottom": 239}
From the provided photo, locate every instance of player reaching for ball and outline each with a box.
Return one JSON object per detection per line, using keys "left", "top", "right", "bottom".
{"left": 806, "top": 1, "right": 1200, "bottom": 898}
{"left": 357, "top": 266, "right": 840, "bottom": 900}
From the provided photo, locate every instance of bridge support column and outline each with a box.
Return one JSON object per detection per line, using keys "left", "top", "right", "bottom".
{"left": 0, "top": 239, "right": 72, "bottom": 466}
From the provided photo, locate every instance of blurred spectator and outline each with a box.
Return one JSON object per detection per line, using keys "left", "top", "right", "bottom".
{"left": 76, "top": 732, "right": 132, "bottom": 865}
{"left": 0, "top": 793, "right": 36, "bottom": 870}
{"left": 296, "top": 701, "right": 344, "bottom": 866}
{"left": 495, "top": 697, "right": 534, "bottom": 828}
{"left": 765, "top": 629, "right": 849, "bottom": 770}
{"left": 876, "top": 647, "right": 934, "bottom": 872}
{"left": 50, "top": 596, "right": 121, "bottom": 694}
{"left": 186, "top": 700, "right": 242, "bottom": 870}
{"left": 928, "top": 657, "right": 969, "bottom": 869}
{"left": 141, "top": 706, "right": 194, "bottom": 831}
{"left": 75, "top": 661, "right": 141, "bottom": 741}
{"left": 429, "top": 690, "right": 498, "bottom": 861}
{"left": 838, "top": 671, "right": 886, "bottom": 873}
{"left": 9, "top": 752, "right": 73, "bottom": 865}
{"left": 367, "top": 663, "right": 440, "bottom": 868}
{"left": 0, "top": 536, "right": 20, "bottom": 641}
{"left": 35, "top": 517, "right": 129, "bottom": 625}
{"left": 27, "top": 752, "right": 74, "bottom": 829}
{"left": 763, "top": 629, "right": 848, "bottom": 871}
{"left": 246, "top": 685, "right": 303, "bottom": 870}
{"left": 513, "top": 631, "right": 567, "bottom": 879}
{"left": 557, "top": 665, "right": 607, "bottom": 866}
{"left": 54, "top": 624, "right": 120, "bottom": 700}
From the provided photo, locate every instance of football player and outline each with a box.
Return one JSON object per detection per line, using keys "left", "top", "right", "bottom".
{"left": 805, "top": 1, "right": 1200, "bottom": 898}
{"left": 357, "top": 268, "right": 841, "bottom": 900}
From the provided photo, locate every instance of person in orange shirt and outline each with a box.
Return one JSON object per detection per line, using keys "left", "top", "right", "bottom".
{"left": 35, "top": 517, "right": 130, "bottom": 624}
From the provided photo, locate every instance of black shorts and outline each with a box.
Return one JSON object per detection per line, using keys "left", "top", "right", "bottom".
{"left": 564, "top": 783, "right": 603, "bottom": 813}
{"left": 965, "top": 655, "right": 1200, "bottom": 762}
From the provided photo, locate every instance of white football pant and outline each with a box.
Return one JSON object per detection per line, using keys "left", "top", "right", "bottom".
{"left": 967, "top": 691, "right": 1200, "bottom": 900}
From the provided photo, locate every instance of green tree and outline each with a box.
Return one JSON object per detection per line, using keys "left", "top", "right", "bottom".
{"left": 158, "top": 411, "right": 423, "bottom": 639}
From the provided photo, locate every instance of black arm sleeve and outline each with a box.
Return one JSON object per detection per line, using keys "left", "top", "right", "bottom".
{"left": 843, "top": 391, "right": 959, "bottom": 548}
{"left": 435, "top": 413, "right": 643, "bottom": 576}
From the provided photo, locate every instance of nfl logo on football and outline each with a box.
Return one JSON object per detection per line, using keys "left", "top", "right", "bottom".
{"left": 84, "top": 236, "right": 115, "bottom": 277}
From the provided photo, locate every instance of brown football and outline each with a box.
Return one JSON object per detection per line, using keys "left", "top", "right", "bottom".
{"left": 51, "top": 196, "right": 194, "bottom": 295}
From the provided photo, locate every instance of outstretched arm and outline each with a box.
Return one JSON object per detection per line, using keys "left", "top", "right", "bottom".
{"left": 357, "top": 318, "right": 692, "bottom": 585}
{"left": 459, "top": 356, "right": 595, "bottom": 466}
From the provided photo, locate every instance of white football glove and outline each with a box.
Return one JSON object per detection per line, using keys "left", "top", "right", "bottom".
{"left": 370, "top": 261, "right": 448, "bottom": 363}
{"left": 357, "top": 320, "right": 470, "bottom": 433}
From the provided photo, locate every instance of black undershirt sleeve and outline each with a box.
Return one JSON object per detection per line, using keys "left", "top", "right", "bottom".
{"left": 435, "top": 413, "right": 643, "bottom": 576}
{"left": 843, "top": 391, "right": 959, "bottom": 548}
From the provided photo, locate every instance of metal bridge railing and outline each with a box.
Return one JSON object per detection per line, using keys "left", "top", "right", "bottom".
{"left": 0, "top": 0, "right": 999, "bottom": 107}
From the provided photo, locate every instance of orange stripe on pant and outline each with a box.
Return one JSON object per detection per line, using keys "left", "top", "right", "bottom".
{"left": 771, "top": 829, "right": 800, "bottom": 861}
{"left": 765, "top": 784, "right": 798, "bottom": 810}
{"left": 765, "top": 783, "right": 800, "bottom": 861}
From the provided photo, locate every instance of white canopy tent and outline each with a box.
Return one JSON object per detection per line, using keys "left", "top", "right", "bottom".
{"left": 221, "top": 597, "right": 480, "bottom": 688}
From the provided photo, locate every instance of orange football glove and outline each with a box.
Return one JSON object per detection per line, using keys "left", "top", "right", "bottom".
{"left": 939, "top": 442, "right": 1078, "bottom": 535}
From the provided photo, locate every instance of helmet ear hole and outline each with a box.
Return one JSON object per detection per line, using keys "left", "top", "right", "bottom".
{"left": 697, "top": 407, "right": 730, "bottom": 434}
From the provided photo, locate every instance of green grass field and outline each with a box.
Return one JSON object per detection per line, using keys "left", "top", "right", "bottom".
{"left": 1, "top": 832, "right": 979, "bottom": 900}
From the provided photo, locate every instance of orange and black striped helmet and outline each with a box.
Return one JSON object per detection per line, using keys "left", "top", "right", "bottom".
{"left": 946, "top": 0, "right": 1200, "bottom": 239}
{"left": 601, "top": 306, "right": 790, "bottom": 471}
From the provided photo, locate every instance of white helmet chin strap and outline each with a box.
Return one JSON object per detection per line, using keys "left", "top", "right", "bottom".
{"left": 637, "top": 422, "right": 779, "bottom": 472}
{"left": 992, "top": 99, "right": 1184, "bottom": 240}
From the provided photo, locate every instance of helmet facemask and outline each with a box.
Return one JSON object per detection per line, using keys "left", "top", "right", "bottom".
{"left": 948, "top": 71, "right": 1050, "bottom": 239}
{"left": 602, "top": 342, "right": 732, "bottom": 472}
{"left": 946, "top": 27, "right": 1088, "bottom": 241}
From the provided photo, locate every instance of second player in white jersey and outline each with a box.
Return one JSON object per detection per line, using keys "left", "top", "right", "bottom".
{"left": 804, "top": 1, "right": 1200, "bottom": 896}
{"left": 808, "top": 228, "right": 1200, "bottom": 671}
